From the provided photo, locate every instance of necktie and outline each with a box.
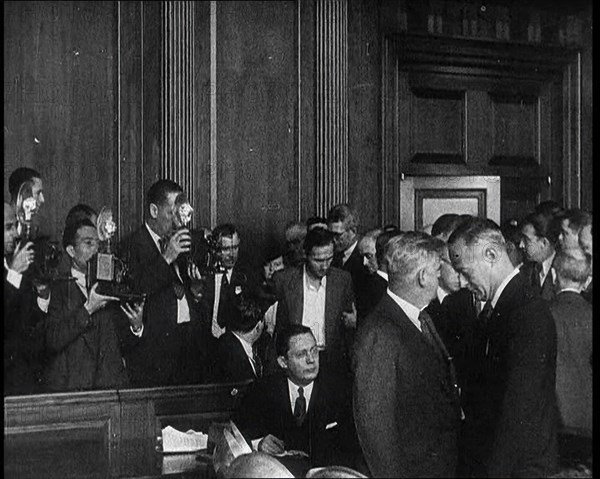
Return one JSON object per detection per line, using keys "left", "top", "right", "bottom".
{"left": 251, "top": 346, "right": 263, "bottom": 378}
{"left": 293, "top": 386, "right": 306, "bottom": 426}
{"left": 172, "top": 279, "right": 185, "bottom": 300}
{"left": 419, "top": 310, "right": 448, "bottom": 361}
{"left": 478, "top": 300, "right": 493, "bottom": 327}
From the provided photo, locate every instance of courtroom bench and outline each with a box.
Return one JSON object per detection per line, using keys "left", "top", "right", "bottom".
{"left": 4, "top": 380, "right": 252, "bottom": 478}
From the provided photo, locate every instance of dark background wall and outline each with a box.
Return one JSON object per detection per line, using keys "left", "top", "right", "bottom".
{"left": 4, "top": 0, "right": 593, "bottom": 263}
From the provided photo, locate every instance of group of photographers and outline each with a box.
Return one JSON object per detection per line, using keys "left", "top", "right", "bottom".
{"left": 4, "top": 171, "right": 274, "bottom": 394}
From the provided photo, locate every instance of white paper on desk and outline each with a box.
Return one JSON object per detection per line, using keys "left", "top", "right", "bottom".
{"left": 273, "top": 449, "right": 310, "bottom": 458}
{"left": 161, "top": 425, "right": 208, "bottom": 453}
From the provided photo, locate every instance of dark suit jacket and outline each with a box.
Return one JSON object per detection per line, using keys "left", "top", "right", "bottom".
{"left": 123, "top": 225, "right": 212, "bottom": 387}
{"left": 273, "top": 266, "right": 355, "bottom": 375}
{"left": 43, "top": 278, "right": 129, "bottom": 392}
{"left": 213, "top": 330, "right": 259, "bottom": 383}
{"left": 358, "top": 272, "right": 387, "bottom": 321}
{"left": 462, "top": 272, "right": 558, "bottom": 478}
{"left": 200, "top": 262, "right": 260, "bottom": 330}
{"left": 4, "top": 270, "right": 47, "bottom": 395}
{"left": 521, "top": 260, "right": 556, "bottom": 302}
{"left": 550, "top": 291, "right": 592, "bottom": 435}
{"left": 340, "top": 243, "right": 371, "bottom": 320}
{"left": 234, "top": 371, "right": 360, "bottom": 469}
{"left": 352, "top": 293, "right": 461, "bottom": 478}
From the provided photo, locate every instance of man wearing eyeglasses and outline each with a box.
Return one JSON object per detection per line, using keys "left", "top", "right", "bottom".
{"left": 234, "top": 324, "right": 360, "bottom": 475}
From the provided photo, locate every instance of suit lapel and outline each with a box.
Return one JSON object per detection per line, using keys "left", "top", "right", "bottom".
{"left": 290, "top": 268, "right": 305, "bottom": 325}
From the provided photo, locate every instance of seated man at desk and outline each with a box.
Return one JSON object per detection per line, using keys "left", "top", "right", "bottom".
{"left": 233, "top": 324, "right": 359, "bottom": 473}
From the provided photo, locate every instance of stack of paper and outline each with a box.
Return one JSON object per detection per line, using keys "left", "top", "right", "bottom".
{"left": 161, "top": 425, "right": 208, "bottom": 453}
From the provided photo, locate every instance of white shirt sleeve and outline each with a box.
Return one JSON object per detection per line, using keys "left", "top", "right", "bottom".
{"left": 6, "top": 268, "right": 23, "bottom": 289}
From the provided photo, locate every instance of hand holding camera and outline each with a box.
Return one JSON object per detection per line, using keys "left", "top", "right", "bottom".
{"left": 10, "top": 240, "right": 35, "bottom": 274}
{"left": 84, "top": 283, "right": 119, "bottom": 315}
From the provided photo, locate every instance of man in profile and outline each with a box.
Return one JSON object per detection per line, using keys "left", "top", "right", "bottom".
{"left": 234, "top": 324, "right": 359, "bottom": 474}
{"left": 449, "top": 217, "right": 557, "bottom": 477}
{"left": 353, "top": 232, "right": 461, "bottom": 478}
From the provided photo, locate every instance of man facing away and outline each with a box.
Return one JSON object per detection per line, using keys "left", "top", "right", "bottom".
{"left": 448, "top": 217, "right": 558, "bottom": 478}
{"left": 353, "top": 232, "right": 461, "bottom": 478}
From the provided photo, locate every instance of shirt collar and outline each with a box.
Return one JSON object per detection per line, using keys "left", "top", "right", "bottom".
{"left": 232, "top": 331, "right": 254, "bottom": 359}
{"left": 287, "top": 378, "right": 314, "bottom": 404}
{"left": 490, "top": 267, "right": 521, "bottom": 308}
{"left": 541, "top": 251, "right": 556, "bottom": 277}
{"left": 436, "top": 286, "right": 449, "bottom": 304}
{"left": 145, "top": 222, "right": 163, "bottom": 253}
{"left": 303, "top": 265, "right": 326, "bottom": 291}
{"left": 376, "top": 270, "right": 388, "bottom": 282}
{"left": 386, "top": 288, "right": 422, "bottom": 332}
{"left": 343, "top": 240, "right": 358, "bottom": 265}
{"left": 557, "top": 287, "right": 583, "bottom": 295}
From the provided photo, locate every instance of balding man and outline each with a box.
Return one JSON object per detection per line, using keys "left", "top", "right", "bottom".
{"left": 449, "top": 217, "right": 557, "bottom": 477}
{"left": 353, "top": 232, "right": 461, "bottom": 477}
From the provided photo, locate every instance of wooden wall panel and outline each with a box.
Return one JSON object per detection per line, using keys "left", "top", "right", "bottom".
{"left": 216, "top": 0, "right": 298, "bottom": 263}
{"left": 4, "top": 1, "right": 117, "bottom": 242}
{"left": 347, "top": 0, "right": 381, "bottom": 230}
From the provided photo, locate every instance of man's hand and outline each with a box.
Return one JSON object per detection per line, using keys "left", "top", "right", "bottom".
{"left": 9, "top": 241, "right": 35, "bottom": 274}
{"left": 84, "top": 283, "right": 119, "bottom": 315}
{"left": 342, "top": 302, "right": 357, "bottom": 329}
{"left": 187, "top": 263, "right": 204, "bottom": 301}
{"left": 162, "top": 229, "right": 191, "bottom": 264}
{"left": 257, "top": 434, "right": 285, "bottom": 455}
{"left": 32, "top": 278, "right": 51, "bottom": 300}
{"left": 120, "top": 299, "right": 145, "bottom": 331}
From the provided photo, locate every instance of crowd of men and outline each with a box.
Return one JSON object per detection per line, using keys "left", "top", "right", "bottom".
{"left": 4, "top": 167, "right": 593, "bottom": 477}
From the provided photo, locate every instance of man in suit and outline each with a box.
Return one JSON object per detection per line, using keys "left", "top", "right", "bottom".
{"left": 234, "top": 324, "right": 360, "bottom": 474}
{"left": 519, "top": 209, "right": 560, "bottom": 301}
{"left": 353, "top": 231, "right": 461, "bottom": 478}
{"left": 550, "top": 248, "right": 592, "bottom": 438}
{"left": 4, "top": 201, "right": 50, "bottom": 395}
{"left": 214, "top": 294, "right": 266, "bottom": 383}
{"left": 272, "top": 227, "right": 355, "bottom": 378}
{"left": 327, "top": 204, "right": 369, "bottom": 321}
{"left": 449, "top": 217, "right": 558, "bottom": 478}
{"left": 200, "top": 223, "right": 260, "bottom": 340}
{"left": 124, "top": 179, "right": 211, "bottom": 387}
{"left": 43, "top": 219, "right": 143, "bottom": 392}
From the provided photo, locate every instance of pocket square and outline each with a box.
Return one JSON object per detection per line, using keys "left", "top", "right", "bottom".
{"left": 325, "top": 422, "right": 338, "bottom": 430}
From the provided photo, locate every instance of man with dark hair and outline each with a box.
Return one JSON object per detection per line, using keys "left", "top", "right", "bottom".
{"left": 123, "top": 179, "right": 211, "bottom": 387}
{"left": 202, "top": 223, "right": 259, "bottom": 339}
{"left": 448, "top": 217, "right": 557, "bottom": 477}
{"left": 8, "top": 167, "right": 45, "bottom": 208}
{"left": 272, "top": 227, "right": 355, "bottom": 378}
{"left": 500, "top": 219, "right": 524, "bottom": 269}
{"left": 214, "top": 294, "right": 266, "bottom": 382}
{"left": 327, "top": 204, "right": 369, "bottom": 321}
{"left": 353, "top": 232, "right": 461, "bottom": 478}
{"left": 557, "top": 209, "right": 592, "bottom": 251}
{"left": 234, "top": 324, "right": 359, "bottom": 474}
{"left": 519, "top": 209, "right": 560, "bottom": 301}
{"left": 43, "top": 218, "right": 143, "bottom": 392}
{"left": 4, "top": 201, "right": 49, "bottom": 395}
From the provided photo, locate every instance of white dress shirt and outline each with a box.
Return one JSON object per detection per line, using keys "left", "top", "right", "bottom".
{"left": 145, "top": 222, "right": 190, "bottom": 325}
{"left": 539, "top": 252, "right": 557, "bottom": 287}
{"left": 376, "top": 270, "right": 388, "bottom": 282}
{"left": 211, "top": 269, "right": 233, "bottom": 338}
{"left": 386, "top": 288, "right": 423, "bottom": 332}
{"left": 287, "top": 378, "right": 314, "bottom": 414}
{"left": 4, "top": 257, "right": 50, "bottom": 313}
{"left": 436, "top": 286, "right": 450, "bottom": 305}
{"left": 302, "top": 266, "right": 327, "bottom": 348}
{"left": 342, "top": 240, "right": 358, "bottom": 266}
